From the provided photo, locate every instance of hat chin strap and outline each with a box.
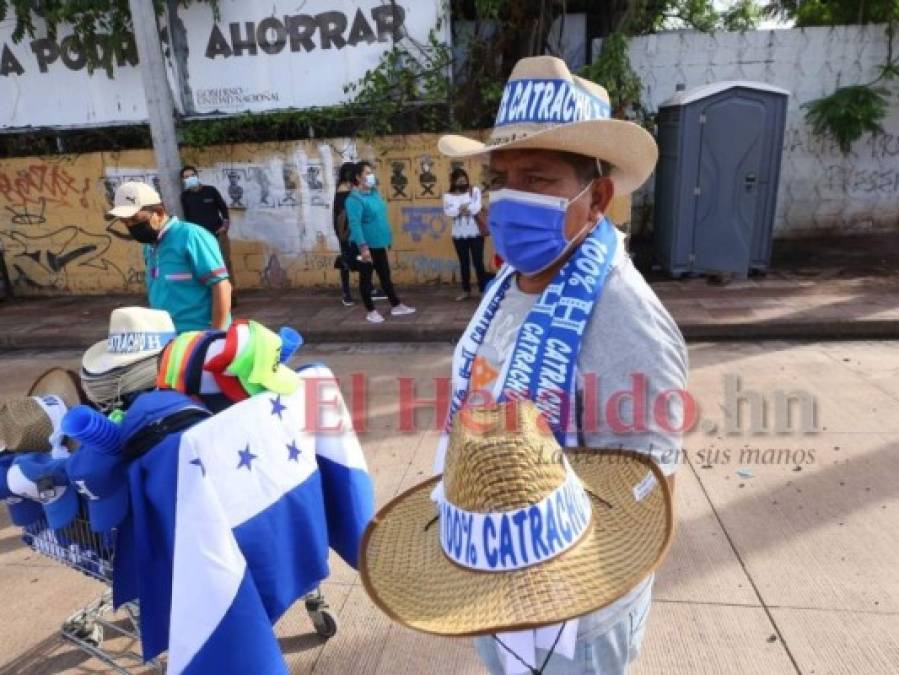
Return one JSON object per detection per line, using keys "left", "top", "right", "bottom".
{"left": 434, "top": 459, "right": 592, "bottom": 572}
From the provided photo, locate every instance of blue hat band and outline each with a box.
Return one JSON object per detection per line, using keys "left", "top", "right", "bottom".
{"left": 494, "top": 78, "right": 611, "bottom": 128}
{"left": 107, "top": 331, "right": 175, "bottom": 354}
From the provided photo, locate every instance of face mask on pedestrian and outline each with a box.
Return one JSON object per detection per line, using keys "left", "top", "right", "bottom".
{"left": 183, "top": 175, "right": 200, "bottom": 190}
{"left": 126, "top": 213, "right": 160, "bottom": 245}
{"left": 488, "top": 182, "right": 595, "bottom": 276}
{"left": 364, "top": 174, "right": 377, "bottom": 189}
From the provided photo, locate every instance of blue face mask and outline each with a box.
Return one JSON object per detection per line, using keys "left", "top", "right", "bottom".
{"left": 183, "top": 175, "right": 200, "bottom": 190}
{"left": 488, "top": 183, "right": 594, "bottom": 275}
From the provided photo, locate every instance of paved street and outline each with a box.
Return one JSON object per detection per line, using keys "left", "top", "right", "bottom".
{"left": 1, "top": 341, "right": 898, "bottom": 674}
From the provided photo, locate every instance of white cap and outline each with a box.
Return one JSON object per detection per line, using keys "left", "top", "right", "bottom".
{"left": 107, "top": 181, "right": 162, "bottom": 218}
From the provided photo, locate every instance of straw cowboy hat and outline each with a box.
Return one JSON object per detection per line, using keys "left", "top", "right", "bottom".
{"left": 438, "top": 56, "right": 658, "bottom": 195}
{"left": 0, "top": 368, "right": 83, "bottom": 452}
{"left": 360, "top": 400, "right": 674, "bottom": 636}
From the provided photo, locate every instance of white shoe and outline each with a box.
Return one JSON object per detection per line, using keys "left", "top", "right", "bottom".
{"left": 391, "top": 304, "right": 416, "bottom": 316}
{"left": 366, "top": 310, "right": 385, "bottom": 323}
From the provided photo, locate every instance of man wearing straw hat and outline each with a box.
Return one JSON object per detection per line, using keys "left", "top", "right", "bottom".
{"left": 425, "top": 56, "right": 689, "bottom": 672}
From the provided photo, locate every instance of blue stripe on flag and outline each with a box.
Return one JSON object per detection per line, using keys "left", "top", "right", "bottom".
{"left": 232, "top": 470, "right": 331, "bottom": 623}
{"left": 181, "top": 569, "right": 286, "bottom": 675}
{"left": 317, "top": 455, "right": 375, "bottom": 569}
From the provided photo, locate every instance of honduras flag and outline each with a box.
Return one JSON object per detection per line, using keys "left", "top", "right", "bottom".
{"left": 125, "top": 366, "right": 374, "bottom": 674}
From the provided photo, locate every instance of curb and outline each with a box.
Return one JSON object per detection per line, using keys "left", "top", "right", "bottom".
{"left": 1, "top": 321, "right": 897, "bottom": 352}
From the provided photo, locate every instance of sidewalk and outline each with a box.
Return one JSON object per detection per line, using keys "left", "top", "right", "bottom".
{"left": 1, "top": 234, "right": 898, "bottom": 349}
{"left": 1, "top": 341, "right": 897, "bottom": 673}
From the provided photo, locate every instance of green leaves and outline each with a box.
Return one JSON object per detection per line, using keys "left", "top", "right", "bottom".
{"left": 580, "top": 33, "right": 642, "bottom": 119}
{"left": 803, "top": 85, "right": 891, "bottom": 154}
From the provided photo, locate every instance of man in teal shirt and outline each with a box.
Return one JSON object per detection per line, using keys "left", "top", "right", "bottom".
{"left": 109, "top": 181, "right": 232, "bottom": 333}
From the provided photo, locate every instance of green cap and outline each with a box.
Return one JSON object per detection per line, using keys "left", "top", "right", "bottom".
{"left": 227, "top": 321, "right": 299, "bottom": 396}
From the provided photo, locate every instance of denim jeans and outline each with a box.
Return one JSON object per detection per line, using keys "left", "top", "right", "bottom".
{"left": 473, "top": 581, "right": 653, "bottom": 674}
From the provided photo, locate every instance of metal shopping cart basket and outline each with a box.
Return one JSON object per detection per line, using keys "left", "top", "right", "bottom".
{"left": 21, "top": 511, "right": 160, "bottom": 673}
{"left": 20, "top": 510, "right": 339, "bottom": 672}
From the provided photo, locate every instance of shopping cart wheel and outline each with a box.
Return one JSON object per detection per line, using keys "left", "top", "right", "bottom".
{"left": 63, "top": 616, "right": 104, "bottom": 647}
{"left": 310, "top": 609, "right": 338, "bottom": 639}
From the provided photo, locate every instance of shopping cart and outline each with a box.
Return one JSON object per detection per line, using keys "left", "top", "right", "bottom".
{"left": 21, "top": 511, "right": 160, "bottom": 673}
{"left": 20, "top": 510, "right": 339, "bottom": 672}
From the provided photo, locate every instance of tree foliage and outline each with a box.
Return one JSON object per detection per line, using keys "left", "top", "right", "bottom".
{"left": 764, "top": 0, "right": 899, "bottom": 27}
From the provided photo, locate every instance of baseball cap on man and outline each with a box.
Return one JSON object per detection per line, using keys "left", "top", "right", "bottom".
{"left": 0, "top": 454, "right": 44, "bottom": 526}
{"left": 107, "top": 181, "right": 162, "bottom": 219}
{"left": 7, "top": 452, "right": 80, "bottom": 530}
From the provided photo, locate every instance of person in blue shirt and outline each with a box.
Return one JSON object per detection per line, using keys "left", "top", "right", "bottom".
{"left": 108, "top": 181, "right": 232, "bottom": 333}
{"left": 344, "top": 161, "right": 415, "bottom": 324}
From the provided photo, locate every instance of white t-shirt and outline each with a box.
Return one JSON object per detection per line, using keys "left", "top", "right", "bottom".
{"left": 443, "top": 188, "right": 483, "bottom": 238}
{"left": 445, "top": 229, "right": 689, "bottom": 631}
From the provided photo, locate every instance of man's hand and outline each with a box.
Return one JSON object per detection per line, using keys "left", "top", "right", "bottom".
{"left": 359, "top": 245, "right": 372, "bottom": 263}
{"left": 211, "top": 279, "right": 232, "bottom": 329}
{"left": 219, "top": 219, "right": 230, "bottom": 233}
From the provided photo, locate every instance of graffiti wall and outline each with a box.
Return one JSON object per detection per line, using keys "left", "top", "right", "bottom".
{"left": 0, "top": 155, "right": 145, "bottom": 293}
{"left": 0, "top": 133, "right": 634, "bottom": 295}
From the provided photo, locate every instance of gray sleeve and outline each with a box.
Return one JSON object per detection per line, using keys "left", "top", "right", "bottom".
{"left": 576, "top": 258, "right": 689, "bottom": 475}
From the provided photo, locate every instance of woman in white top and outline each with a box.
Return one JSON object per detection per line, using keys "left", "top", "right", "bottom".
{"left": 443, "top": 168, "right": 488, "bottom": 301}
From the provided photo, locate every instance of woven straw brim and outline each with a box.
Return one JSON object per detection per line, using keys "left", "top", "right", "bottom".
{"left": 0, "top": 399, "right": 53, "bottom": 452}
{"left": 438, "top": 119, "right": 658, "bottom": 196}
{"left": 27, "top": 368, "right": 84, "bottom": 409}
{"left": 361, "top": 449, "right": 673, "bottom": 636}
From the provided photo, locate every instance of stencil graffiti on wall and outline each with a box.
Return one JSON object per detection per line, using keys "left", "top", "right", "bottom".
{"left": 400, "top": 206, "right": 447, "bottom": 242}
{"left": 280, "top": 166, "right": 299, "bottom": 206}
{"left": 262, "top": 253, "right": 289, "bottom": 288}
{"left": 0, "top": 226, "right": 117, "bottom": 289}
{"left": 303, "top": 162, "right": 328, "bottom": 207}
{"left": 252, "top": 167, "right": 274, "bottom": 207}
{"left": 418, "top": 155, "right": 437, "bottom": 197}
{"left": 225, "top": 169, "right": 247, "bottom": 208}
{"left": 389, "top": 159, "right": 411, "bottom": 200}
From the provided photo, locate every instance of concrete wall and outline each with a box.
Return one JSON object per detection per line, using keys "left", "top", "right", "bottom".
{"left": 622, "top": 23, "right": 899, "bottom": 238}
{"left": 0, "top": 133, "right": 632, "bottom": 295}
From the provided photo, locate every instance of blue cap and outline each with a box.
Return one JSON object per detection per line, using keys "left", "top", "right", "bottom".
{"left": 7, "top": 453, "right": 79, "bottom": 530}
{"left": 0, "top": 454, "right": 44, "bottom": 526}
{"left": 67, "top": 443, "right": 129, "bottom": 534}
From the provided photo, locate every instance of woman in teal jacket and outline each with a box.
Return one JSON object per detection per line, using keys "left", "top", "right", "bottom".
{"left": 345, "top": 161, "right": 416, "bottom": 323}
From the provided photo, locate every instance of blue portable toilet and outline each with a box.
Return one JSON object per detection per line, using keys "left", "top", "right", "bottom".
{"left": 653, "top": 81, "right": 789, "bottom": 278}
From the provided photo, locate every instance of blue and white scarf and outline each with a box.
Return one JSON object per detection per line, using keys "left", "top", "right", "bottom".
{"left": 436, "top": 217, "right": 618, "bottom": 472}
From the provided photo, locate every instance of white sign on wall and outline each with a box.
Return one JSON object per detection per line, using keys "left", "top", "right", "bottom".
{"left": 0, "top": 1, "right": 447, "bottom": 130}
{"left": 178, "top": 0, "right": 446, "bottom": 114}
{"left": 0, "top": 18, "right": 148, "bottom": 129}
